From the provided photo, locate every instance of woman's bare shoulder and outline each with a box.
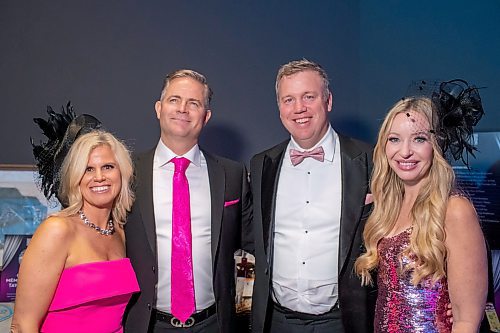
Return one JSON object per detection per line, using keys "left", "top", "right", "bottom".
{"left": 32, "top": 215, "right": 76, "bottom": 243}
{"left": 446, "top": 195, "right": 477, "bottom": 224}
{"left": 445, "top": 195, "right": 483, "bottom": 243}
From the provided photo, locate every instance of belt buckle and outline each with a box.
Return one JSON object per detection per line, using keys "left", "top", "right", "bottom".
{"left": 170, "top": 316, "right": 195, "bottom": 328}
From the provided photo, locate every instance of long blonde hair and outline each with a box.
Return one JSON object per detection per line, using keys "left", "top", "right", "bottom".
{"left": 355, "top": 97, "right": 455, "bottom": 285}
{"left": 55, "top": 130, "right": 135, "bottom": 226}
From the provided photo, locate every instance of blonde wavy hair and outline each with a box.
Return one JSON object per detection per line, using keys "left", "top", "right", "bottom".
{"left": 54, "top": 130, "right": 135, "bottom": 226}
{"left": 355, "top": 97, "right": 455, "bottom": 286}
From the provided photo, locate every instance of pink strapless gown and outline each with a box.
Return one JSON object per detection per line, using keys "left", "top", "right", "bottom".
{"left": 41, "top": 258, "right": 139, "bottom": 333}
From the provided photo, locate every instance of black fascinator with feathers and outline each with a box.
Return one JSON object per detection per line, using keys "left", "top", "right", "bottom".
{"left": 407, "top": 79, "right": 485, "bottom": 167}
{"left": 431, "top": 79, "right": 484, "bottom": 165}
{"left": 31, "top": 102, "right": 102, "bottom": 204}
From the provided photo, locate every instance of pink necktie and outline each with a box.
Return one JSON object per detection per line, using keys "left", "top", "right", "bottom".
{"left": 171, "top": 157, "right": 195, "bottom": 323}
{"left": 289, "top": 146, "right": 325, "bottom": 166}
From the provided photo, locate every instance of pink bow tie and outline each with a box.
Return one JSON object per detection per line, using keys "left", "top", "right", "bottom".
{"left": 289, "top": 146, "right": 325, "bottom": 166}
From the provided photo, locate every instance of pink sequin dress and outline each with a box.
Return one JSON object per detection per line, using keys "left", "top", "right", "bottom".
{"left": 40, "top": 258, "right": 139, "bottom": 333}
{"left": 375, "top": 227, "right": 452, "bottom": 333}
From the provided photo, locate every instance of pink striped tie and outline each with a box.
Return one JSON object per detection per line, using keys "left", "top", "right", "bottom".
{"left": 171, "top": 157, "right": 195, "bottom": 323}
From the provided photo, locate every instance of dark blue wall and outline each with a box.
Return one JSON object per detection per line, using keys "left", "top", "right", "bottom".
{"left": 0, "top": 0, "right": 359, "bottom": 164}
{"left": 1, "top": 1, "right": 498, "bottom": 165}
{"left": 358, "top": 0, "right": 500, "bottom": 142}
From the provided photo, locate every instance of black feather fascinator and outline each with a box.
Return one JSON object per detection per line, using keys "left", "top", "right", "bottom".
{"left": 31, "top": 102, "right": 102, "bottom": 203}
{"left": 431, "top": 79, "right": 484, "bottom": 165}
{"left": 408, "top": 79, "right": 485, "bottom": 167}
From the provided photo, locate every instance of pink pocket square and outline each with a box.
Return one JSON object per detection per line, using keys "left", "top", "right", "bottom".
{"left": 364, "top": 193, "right": 374, "bottom": 205}
{"left": 224, "top": 199, "right": 240, "bottom": 207}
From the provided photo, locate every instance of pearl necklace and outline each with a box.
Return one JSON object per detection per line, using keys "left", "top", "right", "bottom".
{"left": 78, "top": 210, "right": 115, "bottom": 236}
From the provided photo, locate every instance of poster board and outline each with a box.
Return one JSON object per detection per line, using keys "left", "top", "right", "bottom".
{"left": 0, "top": 165, "right": 60, "bottom": 325}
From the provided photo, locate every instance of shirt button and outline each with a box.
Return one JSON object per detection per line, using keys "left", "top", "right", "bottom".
{"left": 302, "top": 261, "right": 306, "bottom": 265}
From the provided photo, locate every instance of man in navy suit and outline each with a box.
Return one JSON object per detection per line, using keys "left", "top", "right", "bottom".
{"left": 250, "top": 59, "right": 376, "bottom": 333}
{"left": 124, "top": 69, "right": 252, "bottom": 333}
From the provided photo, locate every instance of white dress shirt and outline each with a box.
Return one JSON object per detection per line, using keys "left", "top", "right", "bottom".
{"left": 272, "top": 125, "right": 342, "bottom": 314}
{"left": 153, "top": 140, "right": 215, "bottom": 312}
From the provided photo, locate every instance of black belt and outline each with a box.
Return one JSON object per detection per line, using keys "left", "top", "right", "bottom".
{"left": 273, "top": 301, "right": 340, "bottom": 321}
{"left": 154, "top": 304, "right": 216, "bottom": 328}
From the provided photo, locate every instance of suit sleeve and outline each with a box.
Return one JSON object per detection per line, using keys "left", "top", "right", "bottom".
{"left": 240, "top": 163, "right": 254, "bottom": 254}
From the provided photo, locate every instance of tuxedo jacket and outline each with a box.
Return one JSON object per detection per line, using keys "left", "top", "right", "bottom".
{"left": 123, "top": 148, "right": 252, "bottom": 333}
{"left": 250, "top": 133, "right": 376, "bottom": 333}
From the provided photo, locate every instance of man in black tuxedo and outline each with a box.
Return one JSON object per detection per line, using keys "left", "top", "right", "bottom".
{"left": 250, "top": 59, "right": 376, "bottom": 333}
{"left": 124, "top": 69, "right": 252, "bottom": 333}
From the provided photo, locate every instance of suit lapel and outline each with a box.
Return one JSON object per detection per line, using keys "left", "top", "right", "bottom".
{"left": 136, "top": 149, "right": 157, "bottom": 256}
{"left": 204, "top": 151, "right": 225, "bottom": 264}
{"left": 338, "top": 135, "right": 369, "bottom": 275}
{"left": 261, "top": 141, "right": 288, "bottom": 256}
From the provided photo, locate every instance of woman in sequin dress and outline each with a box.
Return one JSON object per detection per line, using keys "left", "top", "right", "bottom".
{"left": 11, "top": 127, "right": 139, "bottom": 332}
{"left": 355, "top": 93, "right": 488, "bottom": 333}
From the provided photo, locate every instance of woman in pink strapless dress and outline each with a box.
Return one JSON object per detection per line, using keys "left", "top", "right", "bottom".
{"left": 11, "top": 126, "right": 138, "bottom": 332}
{"left": 40, "top": 259, "right": 139, "bottom": 333}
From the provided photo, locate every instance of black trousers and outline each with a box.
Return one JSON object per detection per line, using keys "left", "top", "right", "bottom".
{"left": 151, "top": 312, "right": 218, "bottom": 333}
{"left": 269, "top": 302, "right": 344, "bottom": 333}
